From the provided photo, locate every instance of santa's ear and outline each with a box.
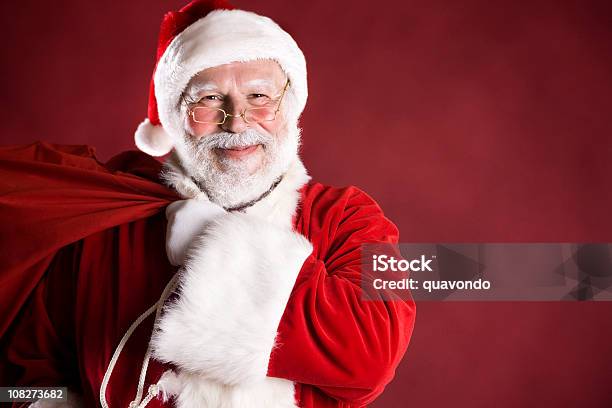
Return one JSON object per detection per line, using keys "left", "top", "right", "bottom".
{"left": 135, "top": 118, "right": 174, "bottom": 156}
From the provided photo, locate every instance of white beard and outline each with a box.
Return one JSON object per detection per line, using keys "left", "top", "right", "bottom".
{"left": 174, "top": 124, "right": 300, "bottom": 209}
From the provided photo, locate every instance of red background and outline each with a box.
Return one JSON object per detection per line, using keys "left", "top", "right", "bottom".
{"left": 1, "top": 0, "right": 611, "bottom": 406}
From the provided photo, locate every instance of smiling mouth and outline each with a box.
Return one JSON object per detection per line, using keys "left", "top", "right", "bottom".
{"left": 216, "top": 144, "right": 261, "bottom": 159}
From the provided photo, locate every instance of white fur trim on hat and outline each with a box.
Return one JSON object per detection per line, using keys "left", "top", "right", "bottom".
{"left": 154, "top": 9, "right": 308, "bottom": 142}
{"left": 134, "top": 118, "right": 174, "bottom": 156}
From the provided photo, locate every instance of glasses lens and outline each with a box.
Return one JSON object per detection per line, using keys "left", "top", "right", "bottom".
{"left": 192, "top": 107, "right": 225, "bottom": 124}
{"left": 245, "top": 107, "right": 276, "bottom": 123}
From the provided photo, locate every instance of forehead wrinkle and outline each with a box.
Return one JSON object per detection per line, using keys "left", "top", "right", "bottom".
{"left": 243, "top": 79, "right": 275, "bottom": 89}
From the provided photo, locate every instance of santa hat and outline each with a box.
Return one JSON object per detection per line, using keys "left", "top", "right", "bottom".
{"left": 135, "top": 0, "right": 308, "bottom": 156}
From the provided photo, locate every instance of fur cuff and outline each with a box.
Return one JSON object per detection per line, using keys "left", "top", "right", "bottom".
{"left": 152, "top": 212, "right": 313, "bottom": 385}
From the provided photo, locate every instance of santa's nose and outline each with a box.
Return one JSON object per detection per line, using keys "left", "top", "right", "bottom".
{"left": 221, "top": 98, "right": 248, "bottom": 133}
{"left": 222, "top": 112, "right": 248, "bottom": 134}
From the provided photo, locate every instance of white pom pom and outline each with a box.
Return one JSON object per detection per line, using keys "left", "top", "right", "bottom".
{"left": 134, "top": 118, "right": 174, "bottom": 156}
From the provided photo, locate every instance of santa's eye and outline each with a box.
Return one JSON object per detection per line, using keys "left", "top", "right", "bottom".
{"left": 248, "top": 94, "right": 271, "bottom": 106}
{"left": 249, "top": 93, "right": 269, "bottom": 99}
{"left": 197, "top": 95, "right": 223, "bottom": 103}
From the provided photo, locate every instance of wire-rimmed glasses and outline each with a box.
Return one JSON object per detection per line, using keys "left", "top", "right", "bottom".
{"left": 184, "top": 79, "right": 290, "bottom": 125}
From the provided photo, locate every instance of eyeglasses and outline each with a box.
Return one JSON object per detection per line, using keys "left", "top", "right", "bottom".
{"left": 184, "top": 79, "right": 290, "bottom": 125}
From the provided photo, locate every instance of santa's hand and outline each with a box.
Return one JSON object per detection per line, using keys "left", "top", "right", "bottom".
{"left": 165, "top": 199, "right": 226, "bottom": 266}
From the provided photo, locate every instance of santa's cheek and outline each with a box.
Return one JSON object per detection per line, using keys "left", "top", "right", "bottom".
{"left": 187, "top": 120, "right": 218, "bottom": 139}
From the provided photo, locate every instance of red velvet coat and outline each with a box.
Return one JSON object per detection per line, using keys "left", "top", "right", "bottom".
{"left": 0, "top": 142, "right": 416, "bottom": 408}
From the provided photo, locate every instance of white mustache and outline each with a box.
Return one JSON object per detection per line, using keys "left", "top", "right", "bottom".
{"left": 197, "top": 129, "right": 273, "bottom": 150}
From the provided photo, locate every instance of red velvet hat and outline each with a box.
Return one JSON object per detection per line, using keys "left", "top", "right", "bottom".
{"left": 134, "top": 0, "right": 308, "bottom": 156}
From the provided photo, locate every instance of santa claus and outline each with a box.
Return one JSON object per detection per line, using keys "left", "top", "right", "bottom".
{"left": 0, "top": 1, "right": 416, "bottom": 407}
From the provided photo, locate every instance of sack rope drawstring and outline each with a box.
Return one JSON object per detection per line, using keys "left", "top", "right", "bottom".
{"left": 100, "top": 273, "right": 180, "bottom": 408}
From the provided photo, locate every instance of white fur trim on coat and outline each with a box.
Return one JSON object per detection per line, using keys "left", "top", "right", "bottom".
{"left": 151, "top": 212, "right": 312, "bottom": 407}
{"left": 152, "top": 212, "right": 312, "bottom": 383}
{"left": 157, "top": 369, "right": 298, "bottom": 408}
{"left": 154, "top": 9, "right": 308, "bottom": 142}
{"left": 154, "top": 153, "right": 310, "bottom": 407}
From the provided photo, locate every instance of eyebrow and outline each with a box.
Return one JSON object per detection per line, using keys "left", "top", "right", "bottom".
{"left": 185, "top": 79, "right": 277, "bottom": 99}
{"left": 184, "top": 83, "right": 219, "bottom": 99}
